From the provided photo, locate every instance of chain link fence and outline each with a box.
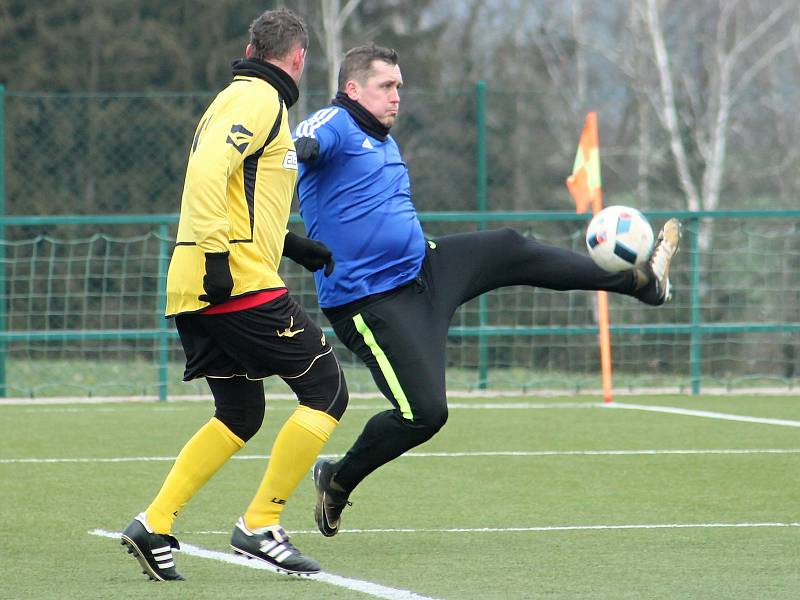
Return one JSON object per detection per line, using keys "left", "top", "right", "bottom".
{"left": 2, "top": 89, "right": 799, "bottom": 398}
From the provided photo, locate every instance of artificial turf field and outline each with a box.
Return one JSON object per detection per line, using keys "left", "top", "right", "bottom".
{"left": 2, "top": 393, "right": 799, "bottom": 599}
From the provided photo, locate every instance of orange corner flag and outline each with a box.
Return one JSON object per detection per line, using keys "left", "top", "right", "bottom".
{"left": 566, "top": 112, "right": 613, "bottom": 403}
{"left": 566, "top": 112, "right": 602, "bottom": 215}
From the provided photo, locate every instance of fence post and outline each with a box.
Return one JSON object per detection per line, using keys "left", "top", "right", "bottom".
{"left": 476, "top": 80, "right": 489, "bottom": 390}
{"left": 157, "top": 224, "right": 169, "bottom": 401}
{"left": 688, "top": 216, "right": 702, "bottom": 394}
{"left": 0, "top": 84, "right": 6, "bottom": 397}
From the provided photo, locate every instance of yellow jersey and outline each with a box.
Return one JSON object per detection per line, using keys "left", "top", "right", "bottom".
{"left": 166, "top": 63, "right": 299, "bottom": 317}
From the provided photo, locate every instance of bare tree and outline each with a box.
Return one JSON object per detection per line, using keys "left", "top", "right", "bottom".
{"left": 320, "top": 0, "right": 363, "bottom": 97}
{"left": 641, "top": 0, "right": 798, "bottom": 214}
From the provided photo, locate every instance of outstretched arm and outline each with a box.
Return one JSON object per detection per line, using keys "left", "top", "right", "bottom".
{"left": 293, "top": 107, "right": 344, "bottom": 163}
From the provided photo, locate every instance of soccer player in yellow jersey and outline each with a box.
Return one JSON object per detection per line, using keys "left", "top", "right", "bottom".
{"left": 120, "top": 9, "right": 348, "bottom": 580}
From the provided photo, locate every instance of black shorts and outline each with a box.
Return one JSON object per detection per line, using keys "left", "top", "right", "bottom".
{"left": 175, "top": 293, "right": 331, "bottom": 382}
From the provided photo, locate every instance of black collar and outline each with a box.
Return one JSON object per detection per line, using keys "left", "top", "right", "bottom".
{"left": 332, "top": 91, "right": 391, "bottom": 141}
{"left": 231, "top": 58, "right": 299, "bottom": 107}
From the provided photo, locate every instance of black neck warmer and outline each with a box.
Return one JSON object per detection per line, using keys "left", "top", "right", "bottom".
{"left": 331, "top": 91, "right": 391, "bottom": 141}
{"left": 231, "top": 58, "right": 299, "bottom": 107}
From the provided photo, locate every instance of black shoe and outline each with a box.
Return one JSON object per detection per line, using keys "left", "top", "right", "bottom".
{"left": 312, "top": 458, "right": 351, "bottom": 537}
{"left": 635, "top": 218, "right": 682, "bottom": 306}
{"left": 230, "top": 518, "right": 320, "bottom": 575}
{"left": 120, "top": 513, "right": 184, "bottom": 581}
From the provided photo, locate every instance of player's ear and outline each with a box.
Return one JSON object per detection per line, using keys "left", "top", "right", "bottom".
{"left": 345, "top": 79, "right": 360, "bottom": 102}
{"left": 293, "top": 46, "right": 306, "bottom": 72}
{"left": 245, "top": 43, "right": 255, "bottom": 59}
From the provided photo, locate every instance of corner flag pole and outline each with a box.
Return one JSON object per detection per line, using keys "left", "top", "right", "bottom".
{"left": 566, "top": 112, "right": 613, "bottom": 403}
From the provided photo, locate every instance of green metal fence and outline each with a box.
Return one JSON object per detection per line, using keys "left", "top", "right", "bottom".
{"left": 2, "top": 84, "right": 799, "bottom": 399}
{"left": 0, "top": 85, "right": 6, "bottom": 395}
{"left": 1, "top": 210, "right": 799, "bottom": 399}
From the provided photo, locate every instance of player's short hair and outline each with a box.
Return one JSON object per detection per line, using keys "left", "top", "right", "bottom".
{"left": 248, "top": 8, "right": 308, "bottom": 61}
{"left": 337, "top": 43, "right": 399, "bottom": 91}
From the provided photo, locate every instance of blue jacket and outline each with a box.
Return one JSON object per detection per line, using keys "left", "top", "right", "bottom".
{"left": 295, "top": 105, "right": 426, "bottom": 308}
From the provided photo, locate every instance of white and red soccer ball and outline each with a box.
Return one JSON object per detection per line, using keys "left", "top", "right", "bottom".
{"left": 586, "top": 205, "right": 654, "bottom": 273}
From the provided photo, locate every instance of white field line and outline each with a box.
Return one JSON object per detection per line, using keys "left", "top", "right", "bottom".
{"left": 14, "top": 399, "right": 800, "bottom": 417}
{"left": 2, "top": 392, "right": 584, "bottom": 405}
{"left": 3, "top": 386, "right": 800, "bottom": 405}
{"left": 610, "top": 402, "right": 800, "bottom": 428}
{"left": 5, "top": 448, "right": 800, "bottom": 464}
{"left": 180, "top": 522, "right": 800, "bottom": 536}
{"left": 4, "top": 401, "right": 603, "bottom": 413}
{"left": 90, "top": 528, "right": 438, "bottom": 600}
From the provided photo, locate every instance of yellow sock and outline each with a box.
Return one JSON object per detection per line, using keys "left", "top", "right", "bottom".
{"left": 243, "top": 406, "right": 338, "bottom": 530}
{"left": 146, "top": 417, "right": 244, "bottom": 534}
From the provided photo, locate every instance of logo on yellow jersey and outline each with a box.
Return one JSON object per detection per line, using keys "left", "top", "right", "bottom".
{"left": 282, "top": 150, "right": 298, "bottom": 170}
{"left": 226, "top": 124, "right": 253, "bottom": 154}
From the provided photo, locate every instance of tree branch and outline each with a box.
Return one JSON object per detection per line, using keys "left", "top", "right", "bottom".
{"left": 725, "top": 1, "right": 794, "bottom": 67}
{"left": 732, "top": 25, "right": 798, "bottom": 100}
{"left": 337, "top": 0, "right": 363, "bottom": 31}
{"left": 642, "top": 0, "right": 701, "bottom": 210}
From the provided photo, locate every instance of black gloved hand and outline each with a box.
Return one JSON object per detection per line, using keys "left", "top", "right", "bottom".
{"left": 198, "top": 251, "right": 234, "bottom": 304}
{"left": 282, "top": 231, "right": 335, "bottom": 276}
{"left": 294, "top": 136, "right": 320, "bottom": 162}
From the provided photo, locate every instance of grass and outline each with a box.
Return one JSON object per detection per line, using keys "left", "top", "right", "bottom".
{"left": 2, "top": 393, "right": 800, "bottom": 598}
{"left": 7, "top": 358, "right": 624, "bottom": 397}
{"left": 7, "top": 358, "right": 800, "bottom": 397}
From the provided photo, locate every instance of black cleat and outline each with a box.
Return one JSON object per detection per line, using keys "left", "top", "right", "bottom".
{"left": 312, "top": 458, "right": 351, "bottom": 537}
{"left": 230, "top": 518, "right": 320, "bottom": 575}
{"left": 120, "top": 513, "right": 184, "bottom": 581}
{"left": 635, "top": 218, "right": 682, "bottom": 306}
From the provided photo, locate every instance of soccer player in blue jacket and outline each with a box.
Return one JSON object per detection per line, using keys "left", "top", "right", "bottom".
{"left": 294, "top": 44, "right": 681, "bottom": 537}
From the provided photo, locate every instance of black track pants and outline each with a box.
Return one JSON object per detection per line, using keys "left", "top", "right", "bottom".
{"left": 324, "top": 228, "right": 637, "bottom": 491}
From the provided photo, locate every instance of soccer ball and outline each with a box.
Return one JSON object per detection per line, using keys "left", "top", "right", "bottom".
{"left": 586, "top": 205, "right": 654, "bottom": 272}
